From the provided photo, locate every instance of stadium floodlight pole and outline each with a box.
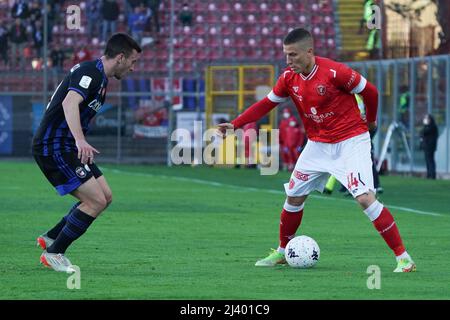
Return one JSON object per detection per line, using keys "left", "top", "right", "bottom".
{"left": 43, "top": 0, "right": 48, "bottom": 109}
{"left": 166, "top": 0, "right": 175, "bottom": 167}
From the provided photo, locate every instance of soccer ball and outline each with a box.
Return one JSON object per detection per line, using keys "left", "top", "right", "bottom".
{"left": 285, "top": 235, "right": 320, "bottom": 268}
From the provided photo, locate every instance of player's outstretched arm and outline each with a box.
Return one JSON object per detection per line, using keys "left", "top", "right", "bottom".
{"left": 231, "top": 97, "right": 279, "bottom": 129}
{"left": 62, "top": 90, "right": 99, "bottom": 164}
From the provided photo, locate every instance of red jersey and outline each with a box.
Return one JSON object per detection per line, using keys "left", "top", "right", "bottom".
{"left": 232, "top": 56, "right": 378, "bottom": 144}
{"left": 270, "top": 56, "right": 369, "bottom": 143}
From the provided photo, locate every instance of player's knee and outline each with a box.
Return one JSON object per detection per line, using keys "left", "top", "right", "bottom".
{"left": 355, "top": 191, "right": 376, "bottom": 209}
{"left": 88, "top": 195, "right": 108, "bottom": 213}
{"left": 286, "top": 196, "right": 305, "bottom": 207}
{"left": 104, "top": 192, "right": 113, "bottom": 206}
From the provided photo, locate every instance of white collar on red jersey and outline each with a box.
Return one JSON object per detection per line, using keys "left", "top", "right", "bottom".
{"left": 299, "top": 64, "right": 319, "bottom": 81}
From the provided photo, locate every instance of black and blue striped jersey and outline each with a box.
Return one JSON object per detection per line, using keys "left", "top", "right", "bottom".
{"left": 32, "top": 59, "right": 108, "bottom": 155}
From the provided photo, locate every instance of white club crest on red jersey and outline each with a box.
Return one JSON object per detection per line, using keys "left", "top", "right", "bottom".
{"left": 293, "top": 86, "right": 299, "bottom": 93}
{"left": 310, "top": 107, "right": 317, "bottom": 115}
{"left": 316, "top": 85, "right": 326, "bottom": 96}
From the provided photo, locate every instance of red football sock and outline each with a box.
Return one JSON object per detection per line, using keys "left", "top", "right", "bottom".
{"left": 279, "top": 209, "right": 303, "bottom": 249}
{"left": 372, "top": 207, "right": 405, "bottom": 256}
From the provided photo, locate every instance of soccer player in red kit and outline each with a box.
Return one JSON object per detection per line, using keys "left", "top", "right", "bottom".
{"left": 217, "top": 28, "right": 415, "bottom": 272}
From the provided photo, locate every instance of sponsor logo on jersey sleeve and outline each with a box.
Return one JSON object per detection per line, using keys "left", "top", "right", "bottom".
{"left": 79, "top": 76, "right": 92, "bottom": 89}
{"left": 346, "top": 71, "right": 357, "bottom": 89}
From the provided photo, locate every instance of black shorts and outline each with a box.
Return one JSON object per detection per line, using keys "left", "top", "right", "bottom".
{"left": 33, "top": 152, "right": 103, "bottom": 196}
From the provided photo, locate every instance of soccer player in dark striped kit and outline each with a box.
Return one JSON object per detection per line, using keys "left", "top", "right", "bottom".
{"left": 32, "top": 33, "right": 141, "bottom": 272}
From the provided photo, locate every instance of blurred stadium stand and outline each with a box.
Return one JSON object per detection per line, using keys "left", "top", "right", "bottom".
{"left": 0, "top": 0, "right": 338, "bottom": 85}
{"left": 0, "top": 1, "right": 449, "bottom": 177}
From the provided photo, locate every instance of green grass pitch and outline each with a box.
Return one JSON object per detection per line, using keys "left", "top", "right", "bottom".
{"left": 1, "top": 161, "right": 450, "bottom": 299}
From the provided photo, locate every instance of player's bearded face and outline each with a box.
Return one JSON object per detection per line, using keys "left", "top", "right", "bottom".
{"left": 283, "top": 42, "right": 314, "bottom": 75}
{"left": 114, "top": 51, "right": 140, "bottom": 80}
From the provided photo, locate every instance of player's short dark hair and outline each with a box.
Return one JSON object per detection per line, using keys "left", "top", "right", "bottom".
{"left": 283, "top": 28, "right": 313, "bottom": 45}
{"left": 104, "top": 33, "right": 142, "bottom": 58}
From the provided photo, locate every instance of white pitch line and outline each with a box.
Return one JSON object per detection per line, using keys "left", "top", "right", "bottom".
{"left": 105, "top": 168, "right": 445, "bottom": 217}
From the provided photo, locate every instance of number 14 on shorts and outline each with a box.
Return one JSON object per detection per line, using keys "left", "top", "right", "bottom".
{"left": 347, "top": 172, "right": 364, "bottom": 191}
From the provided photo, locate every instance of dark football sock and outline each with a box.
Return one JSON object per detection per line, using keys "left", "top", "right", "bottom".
{"left": 46, "top": 202, "right": 81, "bottom": 239}
{"left": 46, "top": 208, "right": 95, "bottom": 254}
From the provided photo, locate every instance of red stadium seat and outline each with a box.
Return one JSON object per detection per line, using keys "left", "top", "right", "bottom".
{"left": 246, "top": 25, "right": 260, "bottom": 36}
{"left": 234, "top": 38, "right": 246, "bottom": 48}
{"left": 311, "top": 15, "right": 323, "bottom": 25}
{"left": 196, "top": 49, "right": 208, "bottom": 61}
{"left": 221, "top": 26, "right": 233, "bottom": 36}
{"left": 244, "top": 2, "right": 258, "bottom": 13}
{"left": 283, "top": 14, "right": 296, "bottom": 25}
{"left": 208, "top": 51, "right": 220, "bottom": 61}
{"left": 230, "top": 13, "right": 244, "bottom": 24}
{"left": 268, "top": 2, "right": 283, "bottom": 12}
{"left": 208, "top": 38, "right": 220, "bottom": 49}
{"left": 217, "top": 1, "right": 231, "bottom": 11}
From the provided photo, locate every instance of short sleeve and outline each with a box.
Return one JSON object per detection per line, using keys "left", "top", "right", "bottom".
{"left": 268, "top": 71, "right": 290, "bottom": 103}
{"left": 332, "top": 62, "right": 364, "bottom": 94}
{"left": 67, "top": 64, "right": 101, "bottom": 100}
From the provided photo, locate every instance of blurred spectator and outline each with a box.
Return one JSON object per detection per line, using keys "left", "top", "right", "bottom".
{"left": 72, "top": 45, "right": 93, "bottom": 65}
{"left": 49, "top": 0, "right": 65, "bottom": 25}
{"left": 359, "top": 0, "right": 374, "bottom": 34}
{"left": 366, "top": 29, "right": 381, "bottom": 59}
{"left": 128, "top": 5, "right": 148, "bottom": 45}
{"left": 9, "top": 18, "right": 27, "bottom": 69}
{"left": 11, "top": 0, "right": 29, "bottom": 20}
{"left": 45, "top": 1, "right": 56, "bottom": 43}
{"left": 28, "top": 0, "right": 42, "bottom": 28}
{"left": 361, "top": 0, "right": 381, "bottom": 58}
{"left": 23, "top": 45, "right": 33, "bottom": 63}
{"left": 50, "top": 41, "right": 66, "bottom": 87}
{"left": 283, "top": 116, "right": 305, "bottom": 171}
{"left": 101, "top": 0, "right": 120, "bottom": 43}
{"left": 50, "top": 43, "right": 65, "bottom": 72}
{"left": 279, "top": 107, "right": 292, "bottom": 171}
{"left": 398, "top": 85, "right": 410, "bottom": 127}
{"left": 86, "top": 0, "right": 101, "bottom": 39}
{"left": 126, "top": 0, "right": 144, "bottom": 16}
{"left": 420, "top": 114, "right": 438, "bottom": 179}
{"left": 32, "top": 19, "right": 44, "bottom": 58}
{"left": 0, "top": 24, "right": 8, "bottom": 67}
{"left": 356, "top": 94, "right": 383, "bottom": 193}
{"left": 148, "top": 0, "right": 161, "bottom": 33}
{"left": 179, "top": 3, "right": 193, "bottom": 27}
{"left": 242, "top": 121, "right": 258, "bottom": 168}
